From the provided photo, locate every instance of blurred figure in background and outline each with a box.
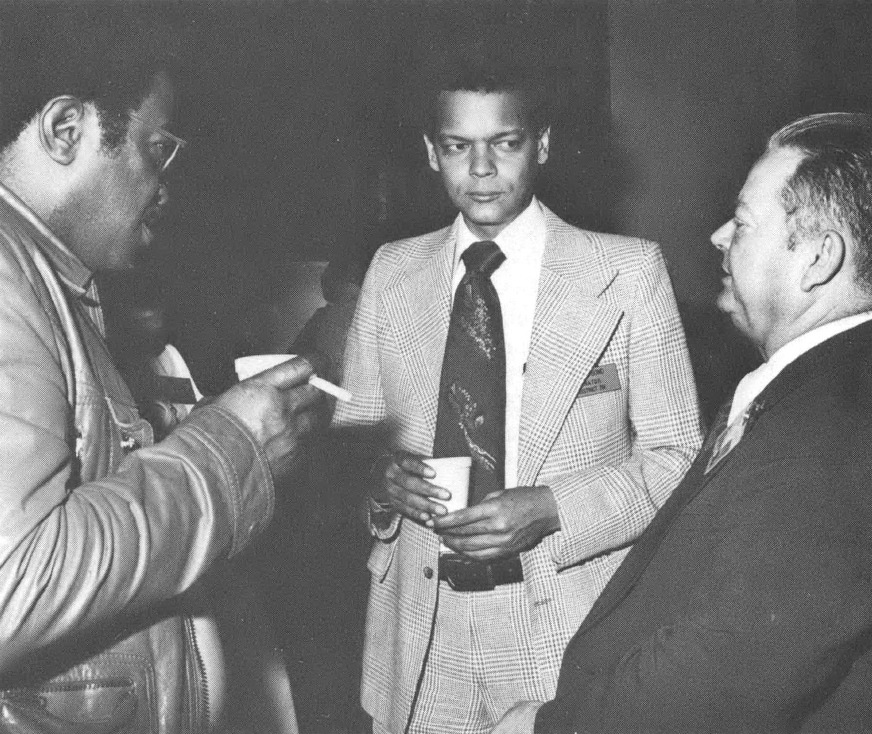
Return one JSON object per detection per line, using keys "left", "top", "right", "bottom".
{"left": 291, "top": 255, "right": 366, "bottom": 387}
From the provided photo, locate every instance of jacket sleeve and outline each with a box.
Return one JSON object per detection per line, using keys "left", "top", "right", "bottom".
{"left": 0, "top": 259, "right": 274, "bottom": 677}
{"left": 548, "top": 243, "right": 703, "bottom": 569}
{"left": 331, "top": 248, "right": 400, "bottom": 541}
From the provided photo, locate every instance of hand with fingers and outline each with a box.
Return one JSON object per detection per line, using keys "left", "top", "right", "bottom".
{"left": 431, "top": 486, "right": 560, "bottom": 562}
{"left": 211, "top": 354, "right": 326, "bottom": 482}
{"left": 371, "top": 451, "right": 454, "bottom": 526}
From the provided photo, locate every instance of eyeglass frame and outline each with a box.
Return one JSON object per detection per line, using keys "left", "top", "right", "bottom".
{"left": 128, "top": 111, "right": 187, "bottom": 172}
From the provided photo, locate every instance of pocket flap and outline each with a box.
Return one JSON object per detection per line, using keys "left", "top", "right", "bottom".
{"left": 366, "top": 540, "right": 397, "bottom": 582}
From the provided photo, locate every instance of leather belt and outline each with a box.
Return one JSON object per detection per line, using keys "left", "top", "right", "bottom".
{"left": 438, "top": 553, "right": 524, "bottom": 592}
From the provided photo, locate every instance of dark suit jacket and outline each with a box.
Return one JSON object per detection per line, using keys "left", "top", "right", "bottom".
{"left": 536, "top": 320, "right": 872, "bottom": 734}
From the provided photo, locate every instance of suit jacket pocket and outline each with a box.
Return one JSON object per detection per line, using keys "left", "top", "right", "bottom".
{"left": 367, "top": 540, "right": 397, "bottom": 582}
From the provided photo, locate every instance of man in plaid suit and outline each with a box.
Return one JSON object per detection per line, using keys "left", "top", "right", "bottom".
{"left": 333, "top": 57, "right": 702, "bottom": 734}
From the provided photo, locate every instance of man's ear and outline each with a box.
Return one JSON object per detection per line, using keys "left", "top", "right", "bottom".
{"left": 423, "top": 134, "right": 440, "bottom": 172}
{"left": 800, "top": 229, "right": 846, "bottom": 292}
{"left": 38, "top": 96, "right": 86, "bottom": 165}
{"left": 537, "top": 126, "right": 550, "bottom": 165}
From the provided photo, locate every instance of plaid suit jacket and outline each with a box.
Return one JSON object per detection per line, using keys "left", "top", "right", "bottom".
{"left": 333, "top": 206, "right": 703, "bottom": 732}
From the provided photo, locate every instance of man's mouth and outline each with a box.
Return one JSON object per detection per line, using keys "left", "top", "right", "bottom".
{"left": 468, "top": 192, "right": 502, "bottom": 203}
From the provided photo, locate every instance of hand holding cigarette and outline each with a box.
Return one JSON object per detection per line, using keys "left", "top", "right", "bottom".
{"left": 234, "top": 354, "right": 353, "bottom": 402}
{"left": 307, "top": 374, "right": 353, "bottom": 402}
{"left": 215, "top": 354, "right": 323, "bottom": 481}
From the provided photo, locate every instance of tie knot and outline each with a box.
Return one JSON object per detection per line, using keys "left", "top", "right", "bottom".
{"left": 462, "top": 241, "right": 505, "bottom": 278}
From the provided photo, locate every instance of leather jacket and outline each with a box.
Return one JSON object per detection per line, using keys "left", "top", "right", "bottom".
{"left": 0, "top": 184, "right": 274, "bottom": 733}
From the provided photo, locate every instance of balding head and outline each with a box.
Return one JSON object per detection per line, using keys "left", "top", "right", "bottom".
{"left": 711, "top": 113, "right": 872, "bottom": 358}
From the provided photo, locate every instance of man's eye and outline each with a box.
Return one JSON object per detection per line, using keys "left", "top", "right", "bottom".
{"left": 442, "top": 143, "right": 469, "bottom": 154}
{"left": 495, "top": 139, "right": 522, "bottom": 151}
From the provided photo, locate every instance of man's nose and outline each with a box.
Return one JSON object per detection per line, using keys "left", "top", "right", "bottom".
{"left": 470, "top": 145, "right": 496, "bottom": 178}
{"left": 710, "top": 220, "right": 733, "bottom": 251}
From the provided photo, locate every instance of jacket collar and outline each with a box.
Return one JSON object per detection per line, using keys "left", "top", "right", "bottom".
{"left": 0, "top": 182, "right": 95, "bottom": 298}
{"left": 752, "top": 317, "right": 872, "bottom": 415}
{"left": 517, "top": 206, "right": 622, "bottom": 484}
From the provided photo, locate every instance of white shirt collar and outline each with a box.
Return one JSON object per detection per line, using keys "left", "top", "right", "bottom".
{"left": 728, "top": 311, "right": 872, "bottom": 425}
{"left": 453, "top": 197, "right": 545, "bottom": 268}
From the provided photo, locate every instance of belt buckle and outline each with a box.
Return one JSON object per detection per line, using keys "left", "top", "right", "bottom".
{"left": 440, "top": 555, "right": 495, "bottom": 592}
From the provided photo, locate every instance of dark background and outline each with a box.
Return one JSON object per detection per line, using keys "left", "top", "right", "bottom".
{"left": 100, "top": 0, "right": 872, "bottom": 415}
{"left": 5, "top": 2, "right": 872, "bottom": 732}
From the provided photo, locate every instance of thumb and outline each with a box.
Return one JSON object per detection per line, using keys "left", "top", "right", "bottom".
{"left": 254, "top": 355, "right": 315, "bottom": 389}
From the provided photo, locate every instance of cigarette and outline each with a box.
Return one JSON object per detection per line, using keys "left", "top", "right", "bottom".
{"left": 308, "top": 375, "right": 353, "bottom": 402}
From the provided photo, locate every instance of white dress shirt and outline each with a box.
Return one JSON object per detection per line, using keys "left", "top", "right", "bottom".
{"left": 728, "top": 311, "right": 872, "bottom": 426}
{"left": 451, "top": 197, "right": 547, "bottom": 488}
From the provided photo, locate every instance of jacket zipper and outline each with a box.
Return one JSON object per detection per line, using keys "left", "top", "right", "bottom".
{"left": 184, "top": 615, "right": 210, "bottom": 732}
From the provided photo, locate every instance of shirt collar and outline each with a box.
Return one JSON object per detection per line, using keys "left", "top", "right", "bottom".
{"left": 0, "top": 182, "right": 94, "bottom": 297}
{"left": 453, "top": 197, "right": 545, "bottom": 268}
{"left": 728, "top": 311, "right": 872, "bottom": 424}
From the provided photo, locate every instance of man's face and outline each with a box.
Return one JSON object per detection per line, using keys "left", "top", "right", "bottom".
{"left": 51, "top": 72, "right": 176, "bottom": 272}
{"left": 424, "top": 90, "right": 549, "bottom": 240}
{"left": 710, "top": 147, "right": 806, "bottom": 355}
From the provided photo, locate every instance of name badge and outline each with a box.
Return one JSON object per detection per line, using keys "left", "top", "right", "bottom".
{"left": 578, "top": 363, "right": 621, "bottom": 397}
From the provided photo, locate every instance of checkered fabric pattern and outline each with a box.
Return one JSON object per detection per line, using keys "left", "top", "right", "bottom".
{"left": 333, "top": 206, "right": 703, "bottom": 734}
{"left": 380, "top": 583, "right": 549, "bottom": 734}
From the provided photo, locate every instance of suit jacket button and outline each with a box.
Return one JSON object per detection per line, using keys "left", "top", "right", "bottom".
{"left": 423, "top": 566, "right": 434, "bottom": 579}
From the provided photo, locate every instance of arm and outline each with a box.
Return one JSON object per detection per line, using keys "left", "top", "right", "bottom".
{"left": 331, "top": 249, "right": 404, "bottom": 540}
{"left": 548, "top": 243, "right": 702, "bottom": 568}
{"left": 0, "top": 261, "right": 318, "bottom": 677}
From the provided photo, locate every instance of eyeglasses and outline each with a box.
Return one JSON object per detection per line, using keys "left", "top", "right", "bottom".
{"left": 128, "top": 111, "right": 187, "bottom": 172}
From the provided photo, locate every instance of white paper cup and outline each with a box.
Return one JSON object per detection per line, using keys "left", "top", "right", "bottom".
{"left": 235, "top": 354, "right": 296, "bottom": 381}
{"left": 424, "top": 456, "right": 471, "bottom": 513}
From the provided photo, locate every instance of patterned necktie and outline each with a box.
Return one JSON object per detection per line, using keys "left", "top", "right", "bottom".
{"left": 704, "top": 399, "right": 762, "bottom": 475}
{"left": 433, "top": 241, "right": 507, "bottom": 505}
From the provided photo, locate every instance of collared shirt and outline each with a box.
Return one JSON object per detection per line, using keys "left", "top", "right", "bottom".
{"left": 451, "top": 197, "right": 546, "bottom": 488}
{"left": 728, "top": 311, "right": 872, "bottom": 426}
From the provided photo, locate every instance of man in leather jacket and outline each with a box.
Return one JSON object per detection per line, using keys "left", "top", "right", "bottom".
{"left": 0, "top": 12, "right": 322, "bottom": 733}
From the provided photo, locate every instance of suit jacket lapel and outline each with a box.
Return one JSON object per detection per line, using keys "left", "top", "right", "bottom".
{"left": 381, "top": 229, "right": 455, "bottom": 441}
{"left": 518, "top": 210, "right": 623, "bottom": 486}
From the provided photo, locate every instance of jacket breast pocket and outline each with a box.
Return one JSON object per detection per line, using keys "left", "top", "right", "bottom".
{"left": 75, "top": 387, "right": 155, "bottom": 480}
